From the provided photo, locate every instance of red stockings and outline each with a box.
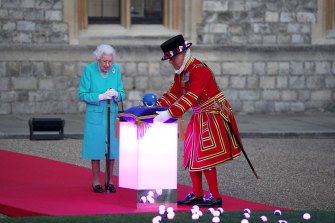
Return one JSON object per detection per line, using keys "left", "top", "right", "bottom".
{"left": 189, "top": 167, "right": 220, "bottom": 198}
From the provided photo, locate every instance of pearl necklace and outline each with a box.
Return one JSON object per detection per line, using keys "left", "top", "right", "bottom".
{"left": 100, "top": 71, "right": 108, "bottom": 78}
{"left": 99, "top": 65, "right": 108, "bottom": 78}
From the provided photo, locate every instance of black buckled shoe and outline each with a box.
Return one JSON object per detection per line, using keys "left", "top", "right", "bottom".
{"left": 105, "top": 184, "right": 116, "bottom": 193}
{"left": 177, "top": 192, "right": 203, "bottom": 205}
{"left": 92, "top": 184, "right": 104, "bottom": 193}
{"left": 197, "top": 196, "right": 222, "bottom": 207}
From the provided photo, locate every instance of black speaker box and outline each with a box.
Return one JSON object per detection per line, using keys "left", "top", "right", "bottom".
{"left": 28, "top": 118, "right": 65, "bottom": 140}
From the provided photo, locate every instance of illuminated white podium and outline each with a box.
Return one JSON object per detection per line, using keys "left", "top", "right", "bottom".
{"left": 118, "top": 120, "right": 178, "bottom": 208}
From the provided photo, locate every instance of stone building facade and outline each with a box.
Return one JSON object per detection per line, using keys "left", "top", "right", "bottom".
{"left": 0, "top": 0, "right": 334, "bottom": 115}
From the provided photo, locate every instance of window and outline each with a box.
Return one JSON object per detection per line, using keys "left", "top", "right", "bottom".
{"left": 64, "top": 0, "right": 202, "bottom": 45}
{"left": 86, "top": 0, "right": 163, "bottom": 25}
{"left": 131, "top": 0, "right": 163, "bottom": 24}
{"left": 312, "top": 0, "right": 335, "bottom": 44}
{"left": 85, "top": 0, "right": 164, "bottom": 27}
{"left": 88, "top": 0, "right": 120, "bottom": 24}
{"left": 325, "top": 0, "right": 335, "bottom": 35}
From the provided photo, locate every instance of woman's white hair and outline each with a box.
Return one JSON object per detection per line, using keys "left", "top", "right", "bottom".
{"left": 93, "top": 44, "right": 116, "bottom": 61}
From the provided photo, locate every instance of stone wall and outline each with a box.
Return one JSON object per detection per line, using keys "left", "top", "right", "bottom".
{"left": 0, "top": 0, "right": 334, "bottom": 115}
{"left": 0, "top": 0, "right": 68, "bottom": 44}
{"left": 0, "top": 44, "right": 334, "bottom": 115}
{"left": 199, "top": 0, "right": 316, "bottom": 45}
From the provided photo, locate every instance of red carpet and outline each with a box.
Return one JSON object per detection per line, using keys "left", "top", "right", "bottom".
{"left": 0, "top": 149, "right": 285, "bottom": 217}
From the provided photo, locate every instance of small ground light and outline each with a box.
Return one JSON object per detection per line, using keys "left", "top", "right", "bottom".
{"left": 158, "top": 204, "right": 165, "bottom": 214}
{"left": 260, "top": 215, "right": 268, "bottom": 222}
{"left": 274, "top": 209, "right": 282, "bottom": 216}
{"left": 167, "top": 212, "right": 175, "bottom": 220}
{"left": 217, "top": 207, "right": 224, "bottom": 215}
{"left": 192, "top": 213, "right": 199, "bottom": 220}
{"left": 192, "top": 205, "right": 199, "bottom": 211}
{"left": 244, "top": 212, "right": 250, "bottom": 219}
{"left": 213, "top": 210, "right": 220, "bottom": 217}
{"left": 148, "top": 191, "right": 154, "bottom": 197}
{"left": 190, "top": 208, "right": 197, "bottom": 214}
{"left": 243, "top": 208, "right": 251, "bottom": 214}
{"left": 147, "top": 196, "right": 155, "bottom": 203}
{"left": 303, "top": 213, "right": 311, "bottom": 220}
{"left": 208, "top": 208, "right": 215, "bottom": 214}
{"left": 152, "top": 215, "right": 162, "bottom": 223}
{"left": 166, "top": 207, "right": 174, "bottom": 213}
{"left": 140, "top": 196, "right": 146, "bottom": 203}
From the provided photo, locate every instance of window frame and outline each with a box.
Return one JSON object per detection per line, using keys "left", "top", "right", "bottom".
{"left": 64, "top": 0, "right": 201, "bottom": 45}
{"left": 120, "top": 0, "right": 181, "bottom": 30}
{"left": 312, "top": 0, "right": 335, "bottom": 44}
{"left": 130, "top": 0, "right": 163, "bottom": 24}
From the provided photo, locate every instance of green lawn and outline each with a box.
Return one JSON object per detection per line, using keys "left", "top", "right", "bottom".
{"left": 0, "top": 210, "right": 334, "bottom": 223}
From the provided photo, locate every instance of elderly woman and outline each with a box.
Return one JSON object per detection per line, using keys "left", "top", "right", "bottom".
{"left": 79, "top": 44, "right": 125, "bottom": 193}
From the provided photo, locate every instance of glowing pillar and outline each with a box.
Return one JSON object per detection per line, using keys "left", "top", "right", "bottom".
{"left": 118, "top": 120, "right": 178, "bottom": 208}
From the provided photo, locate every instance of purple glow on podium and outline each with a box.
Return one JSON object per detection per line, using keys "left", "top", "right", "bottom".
{"left": 119, "top": 121, "right": 178, "bottom": 190}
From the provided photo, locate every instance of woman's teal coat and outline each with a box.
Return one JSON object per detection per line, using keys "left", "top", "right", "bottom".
{"left": 78, "top": 63, "right": 125, "bottom": 160}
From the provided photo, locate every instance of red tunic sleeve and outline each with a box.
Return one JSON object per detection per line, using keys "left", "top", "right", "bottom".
{"left": 157, "top": 74, "right": 182, "bottom": 107}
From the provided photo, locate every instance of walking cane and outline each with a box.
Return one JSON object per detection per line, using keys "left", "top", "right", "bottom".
{"left": 105, "top": 99, "right": 111, "bottom": 193}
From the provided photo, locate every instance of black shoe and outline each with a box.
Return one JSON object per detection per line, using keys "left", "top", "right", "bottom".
{"left": 177, "top": 192, "right": 203, "bottom": 205}
{"left": 197, "top": 196, "right": 222, "bottom": 207}
{"left": 92, "top": 184, "right": 104, "bottom": 193}
{"left": 105, "top": 184, "right": 116, "bottom": 193}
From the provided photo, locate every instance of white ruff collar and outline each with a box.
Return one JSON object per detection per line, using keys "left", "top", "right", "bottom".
{"left": 175, "top": 49, "right": 191, "bottom": 75}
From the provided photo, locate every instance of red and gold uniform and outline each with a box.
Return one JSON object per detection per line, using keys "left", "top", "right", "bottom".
{"left": 157, "top": 56, "right": 241, "bottom": 171}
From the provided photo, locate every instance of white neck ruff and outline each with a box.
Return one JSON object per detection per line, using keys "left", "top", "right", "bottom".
{"left": 175, "top": 49, "right": 191, "bottom": 75}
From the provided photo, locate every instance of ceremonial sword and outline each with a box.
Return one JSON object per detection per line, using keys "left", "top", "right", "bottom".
{"left": 227, "top": 121, "right": 260, "bottom": 179}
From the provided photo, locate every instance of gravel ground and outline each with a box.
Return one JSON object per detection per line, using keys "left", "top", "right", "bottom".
{"left": 0, "top": 137, "right": 334, "bottom": 213}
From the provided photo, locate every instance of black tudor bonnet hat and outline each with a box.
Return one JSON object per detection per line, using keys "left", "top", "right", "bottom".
{"left": 160, "top": 34, "right": 192, "bottom": 61}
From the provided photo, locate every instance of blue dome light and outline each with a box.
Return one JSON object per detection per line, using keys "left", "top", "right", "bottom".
{"left": 142, "top": 93, "right": 157, "bottom": 107}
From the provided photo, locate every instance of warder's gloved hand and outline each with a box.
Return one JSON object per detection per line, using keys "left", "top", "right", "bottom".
{"left": 153, "top": 110, "right": 172, "bottom": 123}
